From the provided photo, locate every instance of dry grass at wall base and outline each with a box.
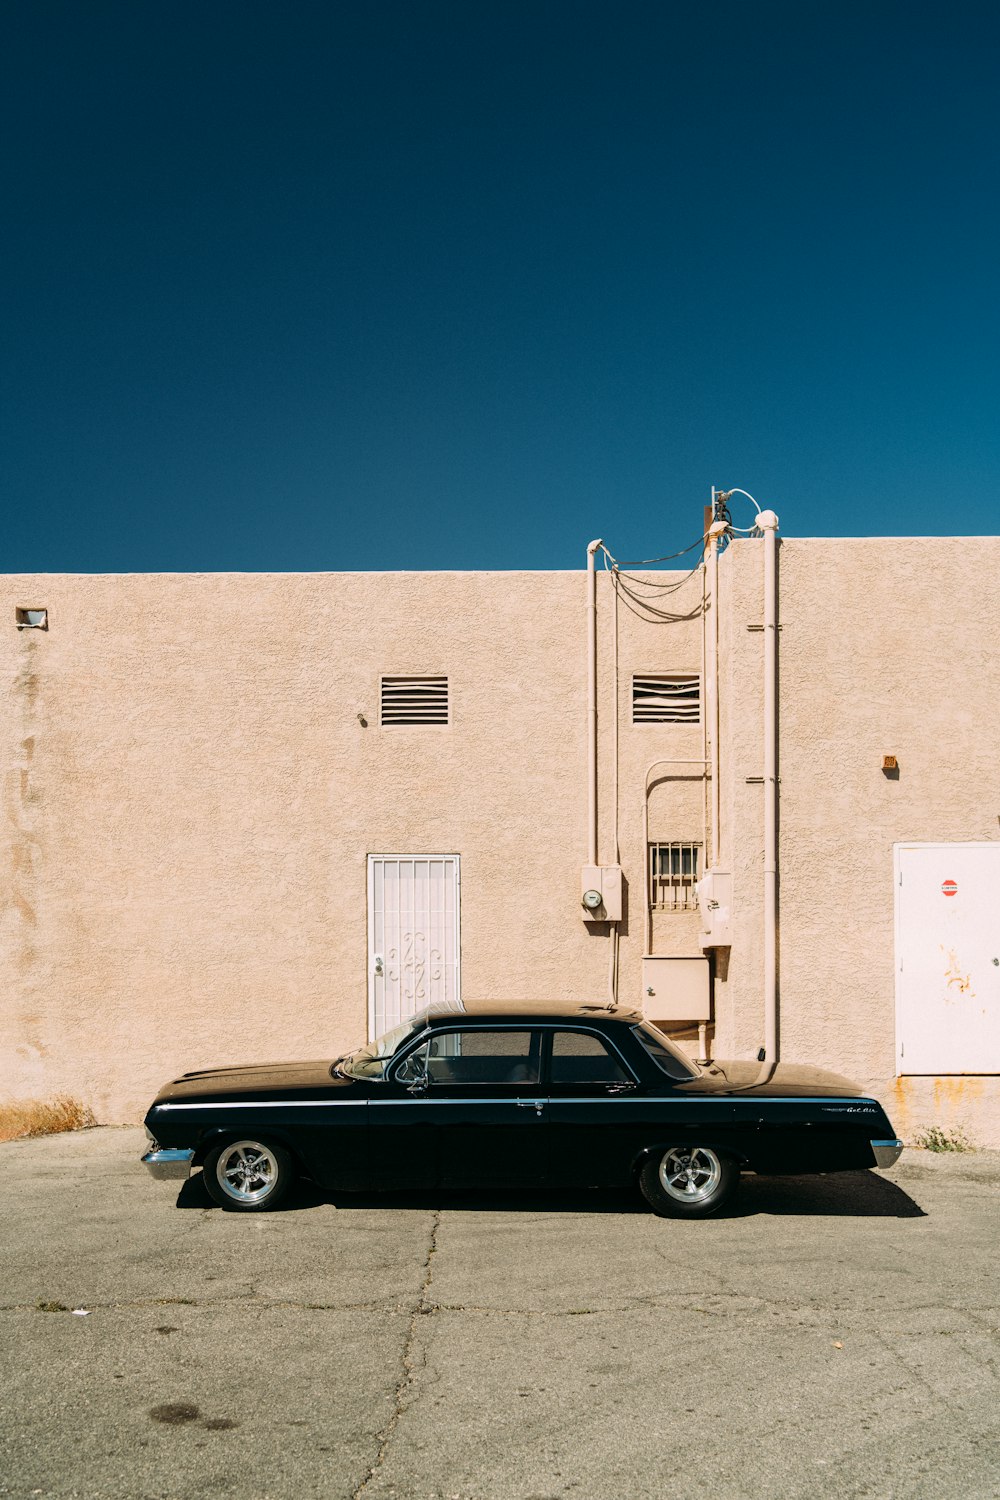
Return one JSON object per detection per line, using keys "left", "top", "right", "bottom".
{"left": 913, "top": 1125, "right": 974, "bottom": 1153}
{"left": 0, "top": 1096, "right": 97, "bottom": 1144}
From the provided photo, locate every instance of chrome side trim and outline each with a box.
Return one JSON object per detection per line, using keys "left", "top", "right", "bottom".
{"left": 158, "top": 1100, "right": 368, "bottom": 1110}
{"left": 157, "top": 1094, "right": 882, "bottom": 1110}
{"left": 142, "top": 1147, "right": 195, "bottom": 1181}
{"left": 870, "top": 1139, "right": 904, "bottom": 1168}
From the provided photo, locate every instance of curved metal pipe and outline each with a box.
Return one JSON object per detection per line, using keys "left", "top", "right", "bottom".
{"left": 642, "top": 757, "right": 710, "bottom": 953}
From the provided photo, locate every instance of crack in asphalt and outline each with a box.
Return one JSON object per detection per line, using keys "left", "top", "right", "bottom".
{"left": 351, "top": 1208, "right": 441, "bottom": 1500}
{"left": 5, "top": 1288, "right": 997, "bottom": 1325}
{"left": 1, "top": 1296, "right": 416, "bottom": 1315}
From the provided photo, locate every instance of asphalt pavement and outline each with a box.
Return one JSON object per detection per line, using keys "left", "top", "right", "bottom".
{"left": 1, "top": 1128, "right": 999, "bottom": 1500}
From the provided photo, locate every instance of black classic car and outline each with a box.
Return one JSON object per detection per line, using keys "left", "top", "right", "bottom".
{"left": 142, "top": 1000, "right": 903, "bottom": 1218}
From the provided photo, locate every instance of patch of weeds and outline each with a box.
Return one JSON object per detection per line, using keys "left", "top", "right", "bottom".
{"left": 36, "top": 1300, "right": 68, "bottom": 1313}
{"left": 914, "top": 1125, "right": 973, "bottom": 1153}
{"left": 1, "top": 1097, "right": 96, "bottom": 1144}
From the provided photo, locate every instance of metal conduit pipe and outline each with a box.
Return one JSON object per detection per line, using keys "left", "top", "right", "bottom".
{"left": 642, "top": 757, "right": 711, "bottom": 954}
{"left": 586, "top": 539, "right": 602, "bottom": 868}
{"left": 705, "top": 519, "right": 728, "bottom": 867}
{"left": 757, "top": 509, "right": 780, "bottom": 1076}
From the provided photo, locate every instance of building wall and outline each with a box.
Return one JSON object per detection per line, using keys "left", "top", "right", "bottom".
{"left": 714, "top": 536, "right": 1000, "bottom": 1144}
{"left": 0, "top": 569, "right": 703, "bottom": 1121}
{"left": 2, "top": 541, "right": 998, "bottom": 1141}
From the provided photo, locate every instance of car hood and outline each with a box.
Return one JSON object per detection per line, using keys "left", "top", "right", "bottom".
{"left": 151, "top": 1059, "right": 346, "bottom": 1104}
{"left": 679, "top": 1059, "right": 865, "bottom": 1098}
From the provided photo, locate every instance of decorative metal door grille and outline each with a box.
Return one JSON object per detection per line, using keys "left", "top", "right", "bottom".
{"left": 367, "top": 855, "right": 462, "bottom": 1039}
{"left": 632, "top": 674, "right": 701, "bottom": 723}
{"left": 649, "top": 841, "right": 702, "bottom": 911}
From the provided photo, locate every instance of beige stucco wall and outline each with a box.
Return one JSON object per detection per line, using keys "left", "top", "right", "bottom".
{"left": 0, "top": 569, "right": 704, "bottom": 1122}
{"left": 2, "top": 541, "right": 998, "bottom": 1141}
{"left": 714, "top": 536, "right": 1000, "bottom": 1144}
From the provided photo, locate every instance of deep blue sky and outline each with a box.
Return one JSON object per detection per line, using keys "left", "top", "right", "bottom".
{"left": 3, "top": 1, "right": 999, "bottom": 572}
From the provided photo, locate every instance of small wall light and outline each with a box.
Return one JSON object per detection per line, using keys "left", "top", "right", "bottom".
{"left": 882, "top": 755, "right": 899, "bottom": 778}
{"left": 16, "top": 608, "right": 48, "bottom": 630}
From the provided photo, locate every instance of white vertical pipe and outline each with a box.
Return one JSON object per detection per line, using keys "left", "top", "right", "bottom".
{"left": 759, "top": 509, "right": 780, "bottom": 1066}
{"left": 586, "top": 539, "right": 602, "bottom": 867}
{"left": 705, "top": 521, "right": 727, "bottom": 867}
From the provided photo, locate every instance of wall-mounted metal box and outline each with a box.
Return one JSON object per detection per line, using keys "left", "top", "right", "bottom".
{"left": 580, "top": 864, "right": 622, "bottom": 922}
{"left": 641, "top": 955, "right": 711, "bottom": 1022}
{"left": 696, "top": 868, "right": 732, "bottom": 948}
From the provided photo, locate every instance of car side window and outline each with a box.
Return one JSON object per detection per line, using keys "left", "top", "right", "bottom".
{"left": 395, "top": 1041, "right": 429, "bottom": 1084}
{"left": 417, "top": 1030, "right": 539, "bottom": 1085}
{"left": 549, "top": 1031, "right": 629, "bottom": 1084}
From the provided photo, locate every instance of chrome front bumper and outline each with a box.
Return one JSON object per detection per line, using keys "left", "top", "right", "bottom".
{"left": 142, "top": 1147, "right": 195, "bottom": 1181}
{"left": 870, "top": 1139, "right": 904, "bottom": 1169}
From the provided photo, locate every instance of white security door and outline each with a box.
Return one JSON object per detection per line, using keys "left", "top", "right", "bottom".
{"left": 896, "top": 843, "right": 1000, "bottom": 1074}
{"left": 367, "top": 855, "right": 462, "bottom": 1039}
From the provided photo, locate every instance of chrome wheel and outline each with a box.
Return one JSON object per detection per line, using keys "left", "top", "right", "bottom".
{"left": 215, "top": 1141, "right": 280, "bottom": 1205}
{"left": 658, "top": 1146, "right": 723, "bottom": 1204}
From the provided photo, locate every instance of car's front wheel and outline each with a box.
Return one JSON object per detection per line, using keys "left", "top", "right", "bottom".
{"left": 639, "top": 1145, "right": 738, "bottom": 1218}
{"left": 203, "top": 1139, "right": 295, "bottom": 1212}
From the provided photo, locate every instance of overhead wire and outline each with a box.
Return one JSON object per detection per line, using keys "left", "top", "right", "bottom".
{"left": 598, "top": 487, "right": 768, "bottom": 622}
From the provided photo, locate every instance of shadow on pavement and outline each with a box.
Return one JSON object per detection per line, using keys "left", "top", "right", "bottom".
{"left": 176, "top": 1168, "right": 924, "bottom": 1218}
{"left": 724, "top": 1170, "right": 925, "bottom": 1218}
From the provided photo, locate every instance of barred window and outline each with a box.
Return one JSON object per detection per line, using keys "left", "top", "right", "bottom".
{"left": 649, "top": 841, "right": 702, "bottom": 912}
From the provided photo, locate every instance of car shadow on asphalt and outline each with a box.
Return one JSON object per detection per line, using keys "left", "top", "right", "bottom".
{"left": 175, "top": 1169, "right": 925, "bottom": 1218}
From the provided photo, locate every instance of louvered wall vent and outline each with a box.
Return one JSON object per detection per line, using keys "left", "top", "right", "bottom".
{"left": 632, "top": 674, "right": 700, "bottom": 724}
{"left": 380, "top": 675, "right": 449, "bottom": 726}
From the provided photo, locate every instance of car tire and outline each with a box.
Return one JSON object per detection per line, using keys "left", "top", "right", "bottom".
{"left": 639, "top": 1145, "right": 738, "bottom": 1218}
{"left": 202, "top": 1138, "right": 295, "bottom": 1212}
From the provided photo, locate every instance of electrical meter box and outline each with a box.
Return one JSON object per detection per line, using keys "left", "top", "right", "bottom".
{"left": 641, "top": 956, "right": 711, "bottom": 1022}
{"left": 696, "top": 868, "right": 733, "bottom": 948}
{"left": 580, "top": 864, "right": 623, "bottom": 922}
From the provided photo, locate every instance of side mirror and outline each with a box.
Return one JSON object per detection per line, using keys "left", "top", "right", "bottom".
{"left": 406, "top": 1072, "right": 429, "bottom": 1095}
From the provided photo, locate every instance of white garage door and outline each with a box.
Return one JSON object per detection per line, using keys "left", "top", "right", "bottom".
{"left": 896, "top": 843, "right": 1000, "bottom": 1074}
{"left": 367, "top": 855, "right": 462, "bottom": 1040}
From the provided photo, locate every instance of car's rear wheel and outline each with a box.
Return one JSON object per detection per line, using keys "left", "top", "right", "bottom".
{"left": 203, "top": 1139, "right": 295, "bottom": 1212}
{"left": 639, "top": 1145, "right": 737, "bottom": 1218}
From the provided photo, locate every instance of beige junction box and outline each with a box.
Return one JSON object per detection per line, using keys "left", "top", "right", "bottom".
{"left": 641, "top": 955, "right": 711, "bottom": 1022}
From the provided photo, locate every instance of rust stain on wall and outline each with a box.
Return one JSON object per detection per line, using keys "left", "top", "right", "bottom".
{"left": 940, "top": 945, "right": 974, "bottom": 999}
{"left": 933, "top": 1075, "right": 984, "bottom": 1108}
{"left": 891, "top": 1076, "right": 914, "bottom": 1136}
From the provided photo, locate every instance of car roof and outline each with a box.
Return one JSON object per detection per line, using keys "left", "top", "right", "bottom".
{"left": 422, "top": 999, "right": 645, "bottom": 1025}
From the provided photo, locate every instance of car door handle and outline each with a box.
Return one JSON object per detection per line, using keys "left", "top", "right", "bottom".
{"left": 516, "top": 1100, "right": 545, "bottom": 1115}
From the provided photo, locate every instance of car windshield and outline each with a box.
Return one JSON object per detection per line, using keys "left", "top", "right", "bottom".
{"left": 631, "top": 1023, "right": 700, "bottom": 1080}
{"left": 334, "top": 1011, "right": 431, "bottom": 1080}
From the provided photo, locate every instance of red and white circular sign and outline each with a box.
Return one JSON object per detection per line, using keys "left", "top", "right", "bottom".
{"left": 942, "top": 879, "right": 958, "bottom": 897}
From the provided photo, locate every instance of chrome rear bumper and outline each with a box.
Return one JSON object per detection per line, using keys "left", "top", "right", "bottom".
{"left": 142, "top": 1147, "right": 194, "bottom": 1181}
{"left": 870, "top": 1139, "right": 904, "bottom": 1169}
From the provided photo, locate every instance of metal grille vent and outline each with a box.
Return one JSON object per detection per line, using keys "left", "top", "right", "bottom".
{"left": 380, "top": 676, "right": 449, "bottom": 726}
{"left": 632, "top": 674, "right": 700, "bottom": 724}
